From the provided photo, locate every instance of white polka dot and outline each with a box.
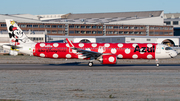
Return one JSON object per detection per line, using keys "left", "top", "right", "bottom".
{"left": 85, "top": 48, "right": 91, "bottom": 51}
{"left": 132, "top": 54, "right": 138, "bottom": 59}
{"left": 53, "top": 43, "right": 59, "bottom": 47}
{"left": 72, "top": 49, "right": 77, "bottom": 53}
{"left": 118, "top": 44, "right": 123, "bottom": 47}
{"left": 91, "top": 43, "right": 97, "bottom": 47}
{"left": 79, "top": 43, "right": 84, "bottom": 47}
{"left": 98, "top": 48, "right": 104, "bottom": 53}
{"left": 111, "top": 48, "right": 117, "bottom": 54}
{"left": 125, "top": 48, "right": 131, "bottom": 54}
{"left": 53, "top": 54, "right": 58, "bottom": 58}
{"left": 66, "top": 43, "right": 70, "bottom": 47}
{"left": 104, "top": 43, "right": 110, "bottom": 47}
{"left": 40, "top": 53, "right": 45, "bottom": 57}
{"left": 147, "top": 44, "right": 152, "bottom": 47}
{"left": 118, "top": 54, "right": 123, "bottom": 58}
{"left": 40, "top": 43, "right": 45, "bottom": 47}
{"left": 147, "top": 54, "right": 152, "bottom": 59}
{"left": 109, "top": 56, "right": 115, "bottom": 62}
{"left": 66, "top": 54, "right": 71, "bottom": 58}
{"left": 132, "top": 44, "right": 138, "bottom": 47}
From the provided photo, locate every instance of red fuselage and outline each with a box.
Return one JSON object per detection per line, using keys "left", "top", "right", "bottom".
{"left": 33, "top": 43, "right": 157, "bottom": 59}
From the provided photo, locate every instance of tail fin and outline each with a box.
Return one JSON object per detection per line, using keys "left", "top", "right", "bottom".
{"left": 5, "top": 19, "right": 35, "bottom": 45}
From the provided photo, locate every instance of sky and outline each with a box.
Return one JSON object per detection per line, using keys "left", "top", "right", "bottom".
{"left": 0, "top": 0, "right": 179, "bottom": 15}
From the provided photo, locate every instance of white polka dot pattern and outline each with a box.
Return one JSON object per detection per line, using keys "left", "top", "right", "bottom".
{"left": 118, "top": 44, "right": 123, "bottom": 47}
{"left": 109, "top": 56, "right": 115, "bottom": 62}
{"left": 79, "top": 43, "right": 84, "bottom": 47}
{"left": 104, "top": 43, "right": 110, "bottom": 47}
{"left": 125, "top": 48, "right": 131, "bottom": 54}
{"left": 91, "top": 44, "right": 97, "bottom": 47}
{"left": 40, "top": 43, "right": 45, "bottom": 47}
{"left": 111, "top": 48, "right": 117, "bottom": 54}
{"left": 118, "top": 54, "right": 123, "bottom": 58}
{"left": 132, "top": 54, "right": 138, "bottom": 59}
{"left": 66, "top": 54, "right": 71, "bottom": 58}
{"left": 53, "top": 54, "right": 58, "bottom": 58}
{"left": 147, "top": 54, "right": 152, "bottom": 59}
{"left": 53, "top": 43, "right": 59, "bottom": 47}
{"left": 40, "top": 53, "right": 45, "bottom": 57}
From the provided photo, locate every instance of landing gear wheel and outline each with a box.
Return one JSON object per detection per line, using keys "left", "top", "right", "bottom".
{"left": 156, "top": 63, "right": 159, "bottom": 67}
{"left": 88, "top": 62, "right": 93, "bottom": 67}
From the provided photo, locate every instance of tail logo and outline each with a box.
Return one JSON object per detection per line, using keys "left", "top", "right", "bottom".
{"left": 10, "top": 21, "right": 15, "bottom": 25}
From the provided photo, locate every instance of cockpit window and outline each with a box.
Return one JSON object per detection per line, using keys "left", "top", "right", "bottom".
{"left": 165, "top": 47, "right": 173, "bottom": 50}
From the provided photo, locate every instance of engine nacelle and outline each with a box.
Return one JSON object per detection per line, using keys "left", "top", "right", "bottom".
{"left": 100, "top": 54, "right": 117, "bottom": 64}
{"left": 9, "top": 50, "right": 18, "bottom": 56}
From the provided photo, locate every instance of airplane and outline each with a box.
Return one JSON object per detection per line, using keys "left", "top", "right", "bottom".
{"left": 2, "top": 19, "right": 178, "bottom": 67}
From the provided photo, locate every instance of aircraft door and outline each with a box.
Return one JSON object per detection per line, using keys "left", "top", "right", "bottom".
{"left": 156, "top": 44, "right": 161, "bottom": 54}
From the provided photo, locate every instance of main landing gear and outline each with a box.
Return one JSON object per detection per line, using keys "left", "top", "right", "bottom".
{"left": 88, "top": 62, "right": 93, "bottom": 67}
{"left": 156, "top": 59, "right": 159, "bottom": 67}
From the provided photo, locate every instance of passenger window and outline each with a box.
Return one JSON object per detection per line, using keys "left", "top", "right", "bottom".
{"left": 165, "top": 47, "right": 173, "bottom": 50}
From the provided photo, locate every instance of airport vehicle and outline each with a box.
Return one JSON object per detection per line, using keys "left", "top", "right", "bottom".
{"left": 3, "top": 19, "right": 177, "bottom": 67}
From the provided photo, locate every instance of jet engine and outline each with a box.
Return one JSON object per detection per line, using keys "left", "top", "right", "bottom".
{"left": 9, "top": 50, "right": 18, "bottom": 56}
{"left": 99, "top": 54, "right": 117, "bottom": 64}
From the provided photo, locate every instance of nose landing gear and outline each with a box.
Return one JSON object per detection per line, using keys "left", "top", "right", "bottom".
{"left": 156, "top": 59, "right": 159, "bottom": 67}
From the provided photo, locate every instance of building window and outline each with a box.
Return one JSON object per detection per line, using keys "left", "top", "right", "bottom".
{"left": 150, "top": 27, "right": 154, "bottom": 29}
{"left": 114, "top": 26, "right": 118, "bottom": 29}
{"left": 27, "top": 25, "right": 32, "bottom": 28}
{"left": 52, "top": 25, "right": 57, "bottom": 28}
{"left": 131, "top": 38, "right": 135, "bottom": 41}
{"left": 164, "top": 27, "right": 169, "bottom": 30}
{"left": 39, "top": 25, "right": 44, "bottom": 28}
{"left": 140, "top": 27, "right": 144, "bottom": 29}
{"left": 119, "top": 26, "right": 123, "bottom": 29}
{"left": 154, "top": 27, "right": 159, "bottom": 30}
{"left": 119, "top": 31, "right": 123, "bottom": 34}
{"left": 45, "top": 25, "right": 51, "bottom": 28}
{"left": 92, "top": 31, "right": 96, "bottom": 34}
{"left": 86, "top": 31, "right": 91, "bottom": 34}
{"left": 124, "top": 32, "right": 129, "bottom": 34}
{"left": 0, "top": 24, "right": 6, "bottom": 27}
{"left": 150, "top": 32, "right": 154, "bottom": 35}
{"left": 81, "top": 26, "right": 85, "bottom": 28}
{"left": 75, "top": 26, "right": 80, "bottom": 28}
{"left": 107, "top": 26, "right": 113, "bottom": 29}
{"left": 98, "top": 31, "right": 102, "bottom": 34}
{"left": 69, "top": 25, "right": 74, "bottom": 28}
{"left": 140, "top": 32, "right": 144, "bottom": 34}
{"left": 173, "top": 21, "right": 179, "bottom": 25}
{"left": 47, "top": 30, "right": 51, "bottom": 33}
{"left": 114, "top": 31, "right": 118, "bottom": 34}
{"left": 33, "top": 25, "right": 38, "bottom": 28}
{"left": 20, "top": 25, "right": 26, "bottom": 28}
{"left": 124, "top": 26, "right": 129, "bottom": 29}
{"left": 164, "top": 21, "right": 171, "bottom": 25}
{"left": 147, "top": 39, "right": 151, "bottom": 41}
{"left": 134, "top": 32, "right": 139, "bottom": 34}
{"left": 97, "top": 26, "right": 102, "bottom": 29}
{"left": 164, "top": 32, "right": 169, "bottom": 35}
{"left": 160, "top": 27, "right": 164, "bottom": 30}
{"left": 81, "top": 31, "right": 86, "bottom": 34}
{"left": 134, "top": 27, "right": 139, "bottom": 29}
{"left": 129, "top": 32, "right": 134, "bottom": 34}
{"left": 75, "top": 31, "right": 80, "bottom": 34}
{"left": 86, "top": 26, "right": 91, "bottom": 28}
{"left": 169, "top": 27, "right": 173, "bottom": 30}
{"left": 58, "top": 31, "right": 64, "bottom": 34}
{"left": 92, "top": 26, "right": 97, "bottom": 29}
{"left": 130, "top": 27, "right": 134, "bottom": 29}
{"left": 58, "top": 25, "right": 63, "bottom": 28}
{"left": 107, "top": 31, "right": 113, "bottom": 34}
{"left": 69, "top": 31, "right": 74, "bottom": 33}
{"left": 52, "top": 30, "right": 57, "bottom": 34}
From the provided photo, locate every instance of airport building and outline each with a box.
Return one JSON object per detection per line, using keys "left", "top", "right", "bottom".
{"left": 164, "top": 13, "right": 180, "bottom": 36}
{"left": 0, "top": 10, "right": 177, "bottom": 48}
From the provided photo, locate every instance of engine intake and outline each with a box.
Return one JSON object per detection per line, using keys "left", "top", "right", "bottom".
{"left": 100, "top": 54, "right": 117, "bottom": 64}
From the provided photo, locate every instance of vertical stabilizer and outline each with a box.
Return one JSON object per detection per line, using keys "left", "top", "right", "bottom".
{"left": 5, "top": 19, "right": 35, "bottom": 45}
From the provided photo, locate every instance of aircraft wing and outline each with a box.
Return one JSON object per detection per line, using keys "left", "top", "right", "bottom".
{"left": 66, "top": 38, "right": 102, "bottom": 59}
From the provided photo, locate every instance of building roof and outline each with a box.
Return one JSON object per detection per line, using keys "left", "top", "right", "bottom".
{"left": 164, "top": 13, "right": 180, "bottom": 19}
{"left": 66, "top": 11, "right": 163, "bottom": 19}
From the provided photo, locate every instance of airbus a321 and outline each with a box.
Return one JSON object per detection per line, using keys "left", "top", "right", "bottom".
{"left": 3, "top": 19, "right": 177, "bottom": 67}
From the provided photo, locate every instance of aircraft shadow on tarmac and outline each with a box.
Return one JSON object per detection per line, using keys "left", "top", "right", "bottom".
{"left": 46, "top": 62, "right": 180, "bottom": 67}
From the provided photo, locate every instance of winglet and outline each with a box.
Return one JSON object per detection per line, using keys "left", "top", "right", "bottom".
{"left": 66, "top": 38, "right": 74, "bottom": 48}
